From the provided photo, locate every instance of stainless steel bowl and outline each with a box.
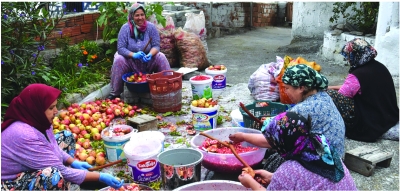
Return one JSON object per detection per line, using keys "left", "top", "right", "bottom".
{"left": 173, "top": 180, "right": 251, "bottom": 191}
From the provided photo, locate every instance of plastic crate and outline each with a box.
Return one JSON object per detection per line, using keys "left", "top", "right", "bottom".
{"left": 122, "top": 72, "right": 150, "bottom": 93}
{"left": 147, "top": 70, "right": 182, "bottom": 113}
{"left": 239, "top": 101, "right": 290, "bottom": 130}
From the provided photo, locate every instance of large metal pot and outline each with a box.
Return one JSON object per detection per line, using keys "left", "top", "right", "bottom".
{"left": 157, "top": 148, "right": 203, "bottom": 190}
{"left": 173, "top": 180, "right": 251, "bottom": 191}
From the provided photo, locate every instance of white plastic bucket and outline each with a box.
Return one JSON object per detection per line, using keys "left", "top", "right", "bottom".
{"left": 124, "top": 139, "right": 162, "bottom": 184}
{"left": 205, "top": 68, "right": 227, "bottom": 91}
{"left": 130, "top": 131, "right": 166, "bottom": 151}
{"left": 190, "top": 105, "right": 219, "bottom": 131}
{"left": 189, "top": 75, "right": 213, "bottom": 100}
{"left": 101, "top": 125, "right": 137, "bottom": 162}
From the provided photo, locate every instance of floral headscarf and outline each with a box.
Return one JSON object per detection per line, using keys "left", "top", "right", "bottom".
{"left": 128, "top": 3, "right": 147, "bottom": 41}
{"left": 263, "top": 112, "right": 344, "bottom": 182}
{"left": 340, "top": 38, "right": 377, "bottom": 73}
{"left": 282, "top": 64, "right": 329, "bottom": 90}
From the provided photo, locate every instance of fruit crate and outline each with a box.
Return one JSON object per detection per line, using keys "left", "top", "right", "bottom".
{"left": 147, "top": 70, "right": 182, "bottom": 113}
{"left": 239, "top": 101, "right": 290, "bottom": 130}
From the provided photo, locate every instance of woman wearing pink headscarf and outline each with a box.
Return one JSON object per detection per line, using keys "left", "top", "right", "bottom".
{"left": 1, "top": 84, "right": 123, "bottom": 190}
{"left": 108, "top": 3, "right": 171, "bottom": 100}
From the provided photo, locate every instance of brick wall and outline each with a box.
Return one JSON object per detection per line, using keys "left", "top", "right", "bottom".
{"left": 252, "top": 3, "right": 277, "bottom": 27}
{"left": 46, "top": 12, "right": 103, "bottom": 49}
{"left": 182, "top": 2, "right": 277, "bottom": 28}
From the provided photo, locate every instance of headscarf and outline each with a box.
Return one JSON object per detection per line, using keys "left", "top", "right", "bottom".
{"left": 340, "top": 38, "right": 377, "bottom": 73}
{"left": 128, "top": 3, "right": 147, "bottom": 41}
{"left": 282, "top": 64, "right": 328, "bottom": 90}
{"left": 1, "top": 84, "right": 61, "bottom": 134}
{"left": 263, "top": 111, "right": 345, "bottom": 182}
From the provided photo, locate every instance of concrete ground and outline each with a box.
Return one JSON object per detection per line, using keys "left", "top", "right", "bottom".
{"left": 197, "top": 26, "right": 399, "bottom": 190}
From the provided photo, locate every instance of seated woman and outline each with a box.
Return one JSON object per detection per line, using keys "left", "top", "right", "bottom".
{"left": 1, "top": 84, "right": 123, "bottom": 190}
{"left": 327, "top": 38, "right": 399, "bottom": 142}
{"left": 108, "top": 3, "right": 171, "bottom": 100}
{"left": 230, "top": 64, "right": 346, "bottom": 172}
{"left": 238, "top": 112, "right": 357, "bottom": 190}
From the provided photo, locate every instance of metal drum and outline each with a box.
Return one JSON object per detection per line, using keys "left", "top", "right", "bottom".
{"left": 157, "top": 148, "right": 203, "bottom": 190}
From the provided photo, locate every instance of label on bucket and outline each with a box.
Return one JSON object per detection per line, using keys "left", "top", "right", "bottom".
{"left": 128, "top": 159, "right": 161, "bottom": 184}
{"left": 104, "top": 140, "right": 128, "bottom": 162}
{"left": 211, "top": 74, "right": 226, "bottom": 89}
{"left": 192, "top": 110, "right": 218, "bottom": 131}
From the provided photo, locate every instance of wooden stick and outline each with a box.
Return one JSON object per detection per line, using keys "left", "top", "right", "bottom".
{"left": 143, "top": 37, "right": 152, "bottom": 52}
{"left": 88, "top": 159, "right": 124, "bottom": 171}
{"left": 199, "top": 132, "right": 250, "bottom": 168}
{"left": 239, "top": 102, "right": 263, "bottom": 126}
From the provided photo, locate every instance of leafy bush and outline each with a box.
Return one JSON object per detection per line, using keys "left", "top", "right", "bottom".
{"left": 92, "top": 2, "right": 167, "bottom": 55}
{"left": 1, "top": 2, "right": 65, "bottom": 115}
{"left": 330, "top": 2, "right": 379, "bottom": 34}
{"left": 1, "top": 2, "right": 112, "bottom": 118}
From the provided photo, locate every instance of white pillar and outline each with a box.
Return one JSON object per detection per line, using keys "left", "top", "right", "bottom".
{"left": 375, "top": 2, "right": 399, "bottom": 76}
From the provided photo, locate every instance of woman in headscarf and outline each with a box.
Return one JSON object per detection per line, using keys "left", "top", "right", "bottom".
{"left": 108, "top": 3, "right": 171, "bottom": 100}
{"left": 327, "top": 38, "right": 399, "bottom": 142}
{"left": 1, "top": 84, "right": 123, "bottom": 190}
{"left": 230, "top": 64, "right": 345, "bottom": 172}
{"left": 238, "top": 112, "right": 357, "bottom": 190}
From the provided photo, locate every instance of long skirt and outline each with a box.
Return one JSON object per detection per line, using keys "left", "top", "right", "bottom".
{"left": 1, "top": 131, "right": 79, "bottom": 191}
{"left": 110, "top": 52, "right": 171, "bottom": 97}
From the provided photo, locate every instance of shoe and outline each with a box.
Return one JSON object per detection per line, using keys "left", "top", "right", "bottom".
{"left": 107, "top": 94, "right": 120, "bottom": 100}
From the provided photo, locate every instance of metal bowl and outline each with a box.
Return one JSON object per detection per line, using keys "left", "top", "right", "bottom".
{"left": 99, "top": 183, "right": 153, "bottom": 191}
{"left": 173, "top": 180, "right": 251, "bottom": 191}
{"left": 190, "top": 127, "right": 267, "bottom": 173}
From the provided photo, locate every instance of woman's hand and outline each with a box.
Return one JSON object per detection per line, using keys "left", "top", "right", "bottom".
{"left": 253, "top": 169, "right": 273, "bottom": 186}
{"left": 132, "top": 51, "right": 146, "bottom": 60}
{"left": 141, "top": 53, "right": 152, "bottom": 63}
{"left": 238, "top": 171, "right": 267, "bottom": 191}
{"left": 71, "top": 160, "right": 92, "bottom": 171}
{"left": 99, "top": 173, "right": 124, "bottom": 189}
{"left": 229, "top": 132, "right": 245, "bottom": 143}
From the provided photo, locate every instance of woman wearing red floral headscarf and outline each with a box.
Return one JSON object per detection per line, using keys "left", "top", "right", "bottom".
{"left": 108, "top": 3, "right": 171, "bottom": 100}
{"left": 1, "top": 84, "right": 123, "bottom": 190}
{"left": 238, "top": 112, "right": 357, "bottom": 190}
{"left": 327, "top": 38, "right": 399, "bottom": 142}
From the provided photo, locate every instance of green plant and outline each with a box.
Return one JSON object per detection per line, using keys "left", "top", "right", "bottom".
{"left": 330, "top": 2, "right": 379, "bottom": 34}
{"left": 92, "top": 2, "right": 167, "bottom": 55}
{"left": 1, "top": 2, "right": 65, "bottom": 117}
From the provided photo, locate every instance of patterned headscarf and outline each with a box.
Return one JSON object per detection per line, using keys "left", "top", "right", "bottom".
{"left": 340, "top": 38, "right": 378, "bottom": 73}
{"left": 282, "top": 64, "right": 328, "bottom": 90}
{"left": 263, "top": 112, "right": 345, "bottom": 182}
{"left": 2, "top": 84, "right": 61, "bottom": 134}
{"left": 128, "top": 3, "right": 147, "bottom": 41}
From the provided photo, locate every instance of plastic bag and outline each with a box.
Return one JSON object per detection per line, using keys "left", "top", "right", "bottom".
{"left": 78, "top": 84, "right": 111, "bottom": 105}
{"left": 248, "top": 56, "right": 283, "bottom": 101}
{"left": 183, "top": 11, "right": 208, "bottom": 53}
{"left": 157, "top": 15, "right": 179, "bottom": 67}
{"left": 174, "top": 27, "right": 209, "bottom": 70}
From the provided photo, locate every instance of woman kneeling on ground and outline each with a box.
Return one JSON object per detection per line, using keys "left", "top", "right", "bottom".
{"left": 230, "top": 64, "right": 346, "bottom": 172}
{"left": 238, "top": 111, "right": 357, "bottom": 190}
{"left": 1, "top": 84, "right": 123, "bottom": 190}
{"left": 327, "top": 38, "right": 399, "bottom": 142}
{"left": 108, "top": 3, "right": 171, "bottom": 100}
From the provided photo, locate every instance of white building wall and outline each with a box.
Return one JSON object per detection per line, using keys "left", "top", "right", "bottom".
{"left": 291, "top": 2, "right": 337, "bottom": 40}
{"left": 374, "top": 2, "right": 399, "bottom": 76}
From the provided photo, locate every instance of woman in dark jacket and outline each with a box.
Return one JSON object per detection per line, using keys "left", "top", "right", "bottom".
{"left": 327, "top": 38, "right": 399, "bottom": 142}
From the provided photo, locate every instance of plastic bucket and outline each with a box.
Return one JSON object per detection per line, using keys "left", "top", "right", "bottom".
{"left": 190, "top": 105, "right": 219, "bottom": 131}
{"left": 124, "top": 139, "right": 163, "bottom": 185}
{"left": 189, "top": 75, "right": 213, "bottom": 100}
{"left": 130, "top": 131, "right": 166, "bottom": 151}
{"left": 157, "top": 148, "right": 203, "bottom": 190}
{"left": 101, "top": 125, "right": 137, "bottom": 162}
{"left": 205, "top": 68, "right": 227, "bottom": 91}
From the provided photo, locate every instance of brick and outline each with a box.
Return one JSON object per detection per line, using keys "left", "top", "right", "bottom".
{"left": 253, "top": 23, "right": 260, "bottom": 27}
{"left": 70, "top": 25, "right": 81, "bottom": 37}
{"left": 62, "top": 27, "right": 73, "bottom": 37}
{"left": 56, "top": 21, "right": 65, "bottom": 28}
{"left": 84, "top": 14, "right": 93, "bottom": 21}
{"left": 81, "top": 23, "right": 93, "bottom": 33}
{"left": 65, "top": 19, "right": 75, "bottom": 27}
{"left": 73, "top": 34, "right": 86, "bottom": 44}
